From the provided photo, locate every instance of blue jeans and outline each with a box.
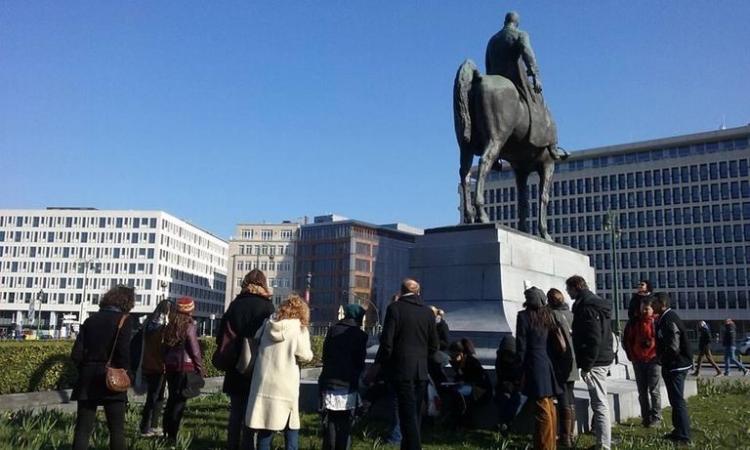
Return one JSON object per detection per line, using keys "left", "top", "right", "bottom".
{"left": 662, "top": 368, "right": 691, "bottom": 441}
{"left": 256, "top": 428, "right": 298, "bottom": 450}
{"left": 724, "top": 346, "right": 746, "bottom": 375}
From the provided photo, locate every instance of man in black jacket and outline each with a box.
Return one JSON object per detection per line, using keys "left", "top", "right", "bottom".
{"left": 369, "top": 279, "right": 438, "bottom": 450}
{"left": 653, "top": 292, "right": 692, "bottom": 444}
{"left": 566, "top": 275, "right": 614, "bottom": 450}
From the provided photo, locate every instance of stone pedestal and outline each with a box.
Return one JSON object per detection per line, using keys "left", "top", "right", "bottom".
{"left": 410, "top": 223, "right": 595, "bottom": 356}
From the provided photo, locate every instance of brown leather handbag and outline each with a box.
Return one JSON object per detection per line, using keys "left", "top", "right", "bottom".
{"left": 105, "top": 314, "right": 131, "bottom": 393}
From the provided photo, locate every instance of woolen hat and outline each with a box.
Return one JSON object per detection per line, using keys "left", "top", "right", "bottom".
{"left": 523, "top": 287, "right": 546, "bottom": 309}
{"left": 176, "top": 297, "right": 195, "bottom": 315}
{"left": 344, "top": 304, "right": 366, "bottom": 324}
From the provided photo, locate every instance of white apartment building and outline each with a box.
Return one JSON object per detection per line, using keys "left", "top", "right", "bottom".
{"left": 225, "top": 222, "right": 299, "bottom": 310}
{"left": 0, "top": 208, "right": 227, "bottom": 333}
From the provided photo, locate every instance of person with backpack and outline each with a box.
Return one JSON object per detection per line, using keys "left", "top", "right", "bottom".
{"left": 215, "top": 269, "right": 276, "bottom": 450}
{"left": 136, "top": 300, "right": 171, "bottom": 437}
{"left": 547, "top": 288, "right": 577, "bottom": 447}
{"left": 162, "top": 297, "right": 204, "bottom": 443}
{"left": 566, "top": 275, "right": 614, "bottom": 450}
{"left": 623, "top": 296, "right": 662, "bottom": 428}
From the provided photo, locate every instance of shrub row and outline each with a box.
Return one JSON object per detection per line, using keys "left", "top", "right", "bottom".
{"left": 0, "top": 335, "right": 325, "bottom": 395}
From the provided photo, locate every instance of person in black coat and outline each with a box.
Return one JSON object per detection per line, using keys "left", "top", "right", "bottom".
{"left": 516, "top": 287, "right": 561, "bottom": 450}
{"left": 368, "top": 278, "right": 438, "bottom": 450}
{"left": 71, "top": 285, "right": 135, "bottom": 450}
{"left": 319, "top": 304, "right": 368, "bottom": 450}
{"left": 217, "top": 270, "right": 276, "bottom": 450}
{"left": 653, "top": 292, "right": 692, "bottom": 444}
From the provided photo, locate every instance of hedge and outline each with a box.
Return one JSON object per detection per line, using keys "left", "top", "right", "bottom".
{"left": 0, "top": 335, "right": 324, "bottom": 395}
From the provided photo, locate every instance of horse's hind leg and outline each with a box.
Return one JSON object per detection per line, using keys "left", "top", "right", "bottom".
{"left": 459, "top": 145, "right": 476, "bottom": 224}
{"left": 537, "top": 159, "right": 555, "bottom": 241}
{"left": 474, "top": 139, "right": 504, "bottom": 223}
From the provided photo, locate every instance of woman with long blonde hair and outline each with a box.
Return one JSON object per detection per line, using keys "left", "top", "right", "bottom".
{"left": 245, "top": 293, "right": 313, "bottom": 450}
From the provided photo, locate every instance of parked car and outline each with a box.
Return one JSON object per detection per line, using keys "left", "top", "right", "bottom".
{"left": 739, "top": 336, "right": 750, "bottom": 356}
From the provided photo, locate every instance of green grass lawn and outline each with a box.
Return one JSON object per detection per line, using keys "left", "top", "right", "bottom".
{"left": 2, "top": 379, "right": 750, "bottom": 449}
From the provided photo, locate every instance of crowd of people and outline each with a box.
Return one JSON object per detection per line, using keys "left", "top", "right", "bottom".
{"left": 67, "top": 271, "right": 717, "bottom": 449}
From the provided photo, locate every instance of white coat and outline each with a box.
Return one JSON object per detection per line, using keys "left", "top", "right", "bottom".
{"left": 244, "top": 318, "right": 313, "bottom": 430}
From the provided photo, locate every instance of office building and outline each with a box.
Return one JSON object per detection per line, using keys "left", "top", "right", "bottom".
{"left": 0, "top": 208, "right": 227, "bottom": 333}
{"left": 470, "top": 125, "right": 750, "bottom": 331}
{"left": 225, "top": 222, "right": 299, "bottom": 309}
{"left": 294, "top": 215, "right": 421, "bottom": 323}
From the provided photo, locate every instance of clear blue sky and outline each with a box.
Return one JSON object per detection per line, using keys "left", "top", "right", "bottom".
{"left": 2, "top": 1, "right": 749, "bottom": 238}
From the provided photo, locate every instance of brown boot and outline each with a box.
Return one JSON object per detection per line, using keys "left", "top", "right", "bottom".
{"left": 559, "top": 406, "right": 575, "bottom": 448}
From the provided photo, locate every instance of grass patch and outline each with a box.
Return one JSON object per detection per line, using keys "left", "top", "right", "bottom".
{"left": 2, "top": 380, "right": 750, "bottom": 449}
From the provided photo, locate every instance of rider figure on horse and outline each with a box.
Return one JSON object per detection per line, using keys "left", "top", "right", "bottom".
{"left": 485, "top": 11, "right": 567, "bottom": 160}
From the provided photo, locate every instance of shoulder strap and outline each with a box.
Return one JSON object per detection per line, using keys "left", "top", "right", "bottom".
{"left": 107, "top": 314, "right": 129, "bottom": 365}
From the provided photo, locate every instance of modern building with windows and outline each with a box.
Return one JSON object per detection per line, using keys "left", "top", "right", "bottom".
{"left": 294, "top": 215, "right": 422, "bottom": 324}
{"left": 224, "top": 222, "right": 299, "bottom": 309}
{"left": 470, "top": 125, "right": 750, "bottom": 332}
{"left": 0, "top": 208, "right": 227, "bottom": 334}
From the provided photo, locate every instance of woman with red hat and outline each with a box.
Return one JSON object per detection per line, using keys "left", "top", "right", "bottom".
{"left": 162, "top": 296, "right": 204, "bottom": 443}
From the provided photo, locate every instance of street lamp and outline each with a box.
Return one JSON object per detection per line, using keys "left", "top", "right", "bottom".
{"left": 77, "top": 258, "right": 100, "bottom": 323}
{"left": 356, "top": 295, "right": 382, "bottom": 335}
{"left": 36, "top": 289, "right": 44, "bottom": 337}
{"left": 603, "top": 211, "right": 622, "bottom": 337}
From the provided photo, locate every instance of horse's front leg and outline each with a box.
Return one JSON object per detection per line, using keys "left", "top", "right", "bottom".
{"left": 537, "top": 159, "right": 555, "bottom": 241}
{"left": 514, "top": 167, "right": 530, "bottom": 232}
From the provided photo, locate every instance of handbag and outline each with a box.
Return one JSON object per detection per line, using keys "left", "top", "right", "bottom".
{"left": 105, "top": 314, "right": 132, "bottom": 393}
{"left": 181, "top": 371, "right": 205, "bottom": 399}
{"left": 212, "top": 320, "right": 239, "bottom": 371}
{"left": 551, "top": 316, "right": 568, "bottom": 354}
{"left": 236, "top": 321, "right": 266, "bottom": 378}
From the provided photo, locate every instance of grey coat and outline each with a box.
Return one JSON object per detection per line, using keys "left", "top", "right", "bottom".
{"left": 550, "top": 305, "right": 579, "bottom": 382}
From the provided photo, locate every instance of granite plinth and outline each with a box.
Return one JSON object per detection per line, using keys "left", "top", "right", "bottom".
{"left": 410, "top": 223, "right": 595, "bottom": 354}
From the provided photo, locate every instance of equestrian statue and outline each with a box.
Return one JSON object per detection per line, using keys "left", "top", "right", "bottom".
{"left": 454, "top": 11, "right": 566, "bottom": 241}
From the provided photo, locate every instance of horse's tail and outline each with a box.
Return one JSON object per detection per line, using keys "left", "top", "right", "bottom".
{"left": 453, "top": 59, "right": 479, "bottom": 148}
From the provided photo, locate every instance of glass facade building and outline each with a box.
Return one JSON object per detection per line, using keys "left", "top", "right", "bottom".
{"left": 471, "top": 125, "right": 750, "bottom": 331}
{"left": 294, "top": 215, "right": 420, "bottom": 323}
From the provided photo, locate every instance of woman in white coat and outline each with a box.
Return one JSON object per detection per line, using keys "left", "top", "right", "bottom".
{"left": 245, "top": 293, "right": 313, "bottom": 450}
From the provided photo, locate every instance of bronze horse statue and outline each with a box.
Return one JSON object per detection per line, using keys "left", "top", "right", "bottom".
{"left": 453, "top": 59, "right": 558, "bottom": 241}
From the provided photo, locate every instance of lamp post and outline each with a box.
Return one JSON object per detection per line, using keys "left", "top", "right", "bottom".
{"left": 77, "top": 258, "right": 100, "bottom": 323}
{"left": 36, "top": 289, "right": 44, "bottom": 337}
{"left": 159, "top": 280, "right": 168, "bottom": 301}
{"left": 603, "top": 210, "right": 622, "bottom": 337}
{"left": 210, "top": 313, "right": 216, "bottom": 337}
{"left": 229, "top": 254, "right": 239, "bottom": 300}
{"left": 356, "top": 295, "right": 382, "bottom": 334}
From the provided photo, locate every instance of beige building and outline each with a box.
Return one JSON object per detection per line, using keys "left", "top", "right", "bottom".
{"left": 224, "top": 222, "right": 300, "bottom": 309}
